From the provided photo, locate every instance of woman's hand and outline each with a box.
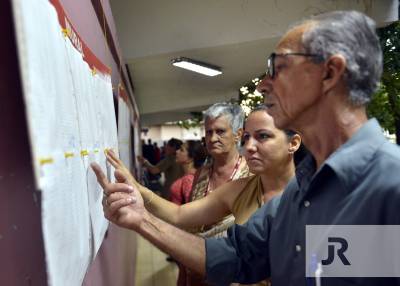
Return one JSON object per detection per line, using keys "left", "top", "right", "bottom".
{"left": 91, "top": 162, "right": 146, "bottom": 231}
{"left": 106, "top": 150, "right": 135, "bottom": 185}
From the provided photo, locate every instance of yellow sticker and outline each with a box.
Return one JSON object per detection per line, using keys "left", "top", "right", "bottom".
{"left": 64, "top": 152, "right": 74, "bottom": 158}
{"left": 39, "top": 157, "right": 54, "bottom": 166}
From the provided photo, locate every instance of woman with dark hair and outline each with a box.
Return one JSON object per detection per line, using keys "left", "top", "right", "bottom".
{"left": 166, "top": 140, "right": 207, "bottom": 285}
{"left": 170, "top": 140, "right": 207, "bottom": 205}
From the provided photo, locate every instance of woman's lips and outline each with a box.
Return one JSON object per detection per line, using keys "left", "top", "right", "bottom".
{"left": 247, "top": 157, "right": 262, "bottom": 162}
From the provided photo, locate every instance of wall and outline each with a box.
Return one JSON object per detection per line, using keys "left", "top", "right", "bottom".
{"left": 142, "top": 124, "right": 205, "bottom": 144}
{"left": 0, "top": 1, "right": 47, "bottom": 285}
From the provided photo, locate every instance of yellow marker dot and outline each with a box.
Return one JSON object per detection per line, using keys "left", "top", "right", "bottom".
{"left": 80, "top": 150, "right": 89, "bottom": 157}
{"left": 39, "top": 157, "right": 54, "bottom": 166}
{"left": 64, "top": 152, "right": 74, "bottom": 158}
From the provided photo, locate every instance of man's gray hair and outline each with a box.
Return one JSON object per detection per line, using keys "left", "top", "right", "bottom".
{"left": 301, "top": 10, "right": 382, "bottom": 106}
{"left": 203, "top": 102, "right": 244, "bottom": 134}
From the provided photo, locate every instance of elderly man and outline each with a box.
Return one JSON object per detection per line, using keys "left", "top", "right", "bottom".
{"left": 93, "top": 10, "right": 400, "bottom": 286}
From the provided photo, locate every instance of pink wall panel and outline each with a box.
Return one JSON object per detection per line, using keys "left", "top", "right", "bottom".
{"left": 83, "top": 224, "right": 137, "bottom": 286}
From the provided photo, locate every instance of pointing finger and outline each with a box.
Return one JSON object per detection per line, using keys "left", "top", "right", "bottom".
{"left": 91, "top": 162, "right": 109, "bottom": 189}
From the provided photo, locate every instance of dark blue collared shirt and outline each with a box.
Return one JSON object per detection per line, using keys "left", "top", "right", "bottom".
{"left": 206, "top": 119, "right": 400, "bottom": 286}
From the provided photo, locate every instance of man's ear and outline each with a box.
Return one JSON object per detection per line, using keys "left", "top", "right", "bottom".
{"left": 322, "top": 54, "right": 347, "bottom": 94}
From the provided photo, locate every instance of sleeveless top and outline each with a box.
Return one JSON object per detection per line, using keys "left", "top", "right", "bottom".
{"left": 231, "top": 175, "right": 271, "bottom": 286}
{"left": 190, "top": 157, "right": 250, "bottom": 238}
{"left": 232, "top": 175, "right": 264, "bottom": 224}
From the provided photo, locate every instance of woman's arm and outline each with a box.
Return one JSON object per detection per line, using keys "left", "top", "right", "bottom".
{"left": 106, "top": 150, "right": 249, "bottom": 228}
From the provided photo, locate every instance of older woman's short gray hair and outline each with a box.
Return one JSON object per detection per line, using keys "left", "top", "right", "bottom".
{"left": 301, "top": 10, "right": 382, "bottom": 106}
{"left": 203, "top": 102, "right": 245, "bottom": 134}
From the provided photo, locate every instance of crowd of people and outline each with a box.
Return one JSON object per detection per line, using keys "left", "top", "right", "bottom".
{"left": 91, "top": 10, "right": 400, "bottom": 286}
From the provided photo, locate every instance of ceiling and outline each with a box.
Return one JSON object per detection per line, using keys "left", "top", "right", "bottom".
{"left": 110, "top": 0, "right": 398, "bottom": 126}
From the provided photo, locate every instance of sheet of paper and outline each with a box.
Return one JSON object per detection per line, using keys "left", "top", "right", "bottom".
{"left": 40, "top": 153, "right": 92, "bottom": 286}
{"left": 118, "top": 98, "right": 132, "bottom": 170}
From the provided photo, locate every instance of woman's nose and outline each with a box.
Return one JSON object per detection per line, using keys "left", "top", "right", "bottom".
{"left": 244, "top": 138, "right": 257, "bottom": 153}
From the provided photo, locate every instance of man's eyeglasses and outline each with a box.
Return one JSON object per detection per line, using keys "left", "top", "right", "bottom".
{"left": 266, "top": 52, "right": 323, "bottom": 79}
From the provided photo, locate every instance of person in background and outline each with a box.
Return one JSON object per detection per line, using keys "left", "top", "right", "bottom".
{"left": 142, "top": 139, "right": 155, "bottom": 164}
{"left": 153, "top": 142, "right": 161, "bottom": 164}
{"left": 170, "top": 140, "right": 207, "bottom": 285}
{"left": 138, "top": 138, "right": 184, "bottom": 199}
{"left": 160, "top": 141, "right": 167, "bottom": 160}
{"left": 170, "top": 140, "right": 207, "bottom": 205}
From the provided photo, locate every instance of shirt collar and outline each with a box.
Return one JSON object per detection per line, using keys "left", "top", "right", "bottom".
{"left": 322, "top": 118, "right": 386, "bottom": 192}
{"left": 295, "top": 118, "right": 386, "bottom": 194}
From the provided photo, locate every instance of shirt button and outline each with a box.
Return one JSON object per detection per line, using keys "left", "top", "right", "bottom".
{"left": 295, "top": 244, "right": 302, "bottom": 252}
{"left": 304, "top": 200, "right": 310, "bottom": 207}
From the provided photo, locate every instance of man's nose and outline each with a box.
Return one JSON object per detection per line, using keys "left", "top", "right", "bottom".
{"left": 256, "top": 76, "right": 273, "bottom": 96}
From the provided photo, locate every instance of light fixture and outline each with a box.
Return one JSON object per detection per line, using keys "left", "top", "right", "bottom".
{"left": 171, "top": 57, "right": 222, "bottom": 77}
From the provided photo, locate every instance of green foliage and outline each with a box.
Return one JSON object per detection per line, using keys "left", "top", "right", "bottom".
{"left": 177, "top": 111, "right": 203, "bottom": 130}
{"left": 369, "top": 21, "right": 400, "bottom": 143}
{"left": 367, "top": 83, "right": 395, "bottom": 133}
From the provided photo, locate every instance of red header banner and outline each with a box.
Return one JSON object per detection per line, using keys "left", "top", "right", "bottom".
{"left": 49, "top": 0, "right": 111, "bottom": 76}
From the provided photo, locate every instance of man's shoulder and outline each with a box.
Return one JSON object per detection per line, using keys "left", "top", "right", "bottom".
{"left": 360, "top": 141, "right": 400, "bottom": 196}
{"left": 373, "top": 141, "right": 400, "bottom": 173}
{"left": 377, "top": 140, "right": 400, "bottom": 157}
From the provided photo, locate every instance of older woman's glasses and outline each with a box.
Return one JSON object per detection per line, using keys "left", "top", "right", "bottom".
{"left": 266, "top": 52, "right": 323, "bottom": 79}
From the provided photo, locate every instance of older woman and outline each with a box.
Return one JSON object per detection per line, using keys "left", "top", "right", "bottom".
{"left": 95, "top": 105, "right": 301, "bottom": 286}
{"left": 190, "top": 102, "right": 250, "bottom": 239}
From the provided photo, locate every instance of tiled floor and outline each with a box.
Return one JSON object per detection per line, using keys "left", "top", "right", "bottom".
{"left": 135, "top": 235, "right": 178, "bottom": 286}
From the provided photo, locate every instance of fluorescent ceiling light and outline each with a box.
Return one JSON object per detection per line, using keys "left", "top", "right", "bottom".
{"left": 171, "top": 57, "right": 222, "bottom": 77}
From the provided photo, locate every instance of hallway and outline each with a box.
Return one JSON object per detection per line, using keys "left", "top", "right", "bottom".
{"left": 135, "top": 235, "right": 178, "bottom": 286}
